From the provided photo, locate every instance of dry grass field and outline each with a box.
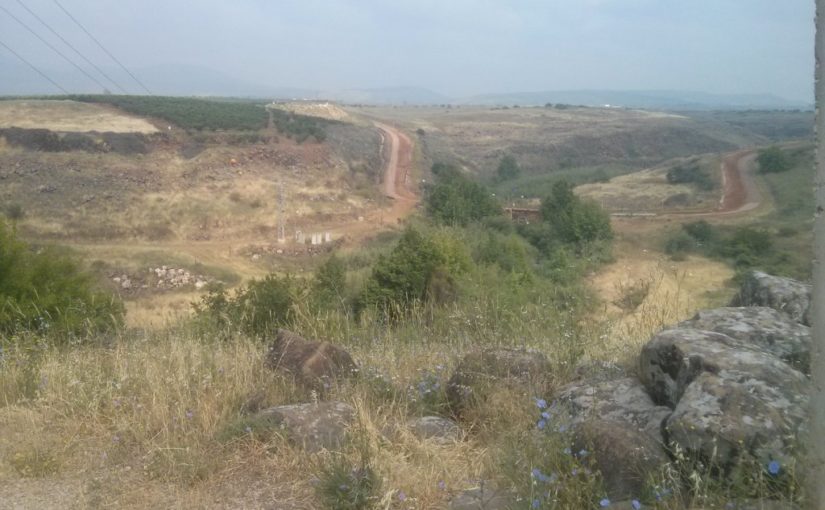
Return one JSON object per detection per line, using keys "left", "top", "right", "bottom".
{"left": 0, "top": 100, "right": 159, "bottom": 133}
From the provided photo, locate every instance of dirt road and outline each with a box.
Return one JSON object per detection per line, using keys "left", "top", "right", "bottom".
{"left": 375, "top": 121, "right": 417, "bottom": 208}
{"left": 694, "top": 149, "right": 760, "bottom": 217}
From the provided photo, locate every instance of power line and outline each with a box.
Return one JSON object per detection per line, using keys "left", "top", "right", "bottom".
{"left": 51, "top": 0, "right": 152, "bottom": 95}
{"left": 0, "top": 4, "right": 109, "bottom": 92}
{"left": 0, "top": 38, "right": 69, "bottom": 93}
{"left": 14, "top": 0, "right": 129, "bottom": 94}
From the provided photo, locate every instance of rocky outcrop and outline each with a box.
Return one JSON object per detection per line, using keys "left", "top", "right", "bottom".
{"left": 265, "top": 329, "right": 357, "bottom": 390}
{"left": 254, "top": 401, "right": 355, "bottom": 453}
{"left": 446, "top": 348, "right": 550, "bottom": 413}
{"left": 540, "top": 271, "right": 812, "bottom": 499}
{"left": 673, "top": 307, "right": 811, "bottom": 373}
{"left": 556, "top": 377, "right": 671, "bottom": 443}
{"left": 730, "top": 271, "right": 811, "bottom": 325}
{"left": 639, "top": 327, "right": 808, "bottom": 469}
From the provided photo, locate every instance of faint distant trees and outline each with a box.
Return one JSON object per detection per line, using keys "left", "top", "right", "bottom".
{"left": 495, "top": 154, "right": 521, "bottom": 182}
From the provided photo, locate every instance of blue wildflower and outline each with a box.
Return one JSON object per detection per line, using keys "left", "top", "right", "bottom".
{"left": 535, "top": 398, "right": 547, "bottom": 409}
{"left": 632, "top": 500, "right": 642, "bottom": 510}
{"left": 537, "top": 419, "right": 547, "bottom": 430}
{"left": 768, "top": 460, "right": 781, "bottom": 476}
{"left": 532, "top": 499, "right": 541, "bottom": 509}
{"left": 541, "top": 411, "right": 551, "bottom": 420}
{"left": 558, "top": 424, "right": 568, "bottom": 433}
{"left": 562, "top": 447, "right": 571, "bottom": 455}
{"left": 398, "top": 491, "right": 406, "bottom": 501}
{"left": 532, "top": 468, "right": 550, "bottom": 483}
{"left": 600, "top": 498, "right": 611, "bottom": 507}
{"left": 438, "top": 480, "right": 446, "bottom": 490}
{"left": 578, "top": 449, "right": 588, "bottom": 458}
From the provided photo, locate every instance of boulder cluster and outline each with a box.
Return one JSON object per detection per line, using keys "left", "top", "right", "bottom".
{"left": 250, "top": 270, "right": 810, "bottom": 509}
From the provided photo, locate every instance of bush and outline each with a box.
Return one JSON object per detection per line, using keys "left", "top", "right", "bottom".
{"left": 193, "top": 274, "right": 300, "bottom": 337}
{"left": 0, "top": 221, "right": 124, "bottom": 338}
{"left": 666, "top": 162, "right": 715, "bottom": 190}
{"left": 664, "top": 232, "right": 695, "bottom": 260}
{"left": 357, "top": 227, "right": 465, "bottom": 315}
{"left": 757, "top": 146, "right": 790, "bottom": 174}
{"left": 424, "top": 163, "right": 502, "bottom": 226}
{"left": 495, "top": 154, "right": 521, "bottom": 182}
{"left": 313, "top": 255, "right": 347, "bottom": 308}
{"left": 682, "top": 220, "right": 715, "bottom": 243}
{"left": 315, "top": 456, "right": 381, "bottom": 510}
{"left": 540, "top": 181, "right": 613, "bottom": 246}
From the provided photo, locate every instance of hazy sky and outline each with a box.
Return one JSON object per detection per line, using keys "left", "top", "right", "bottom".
{"left": 1, "top": 0, "right": 815, "bottom": 100}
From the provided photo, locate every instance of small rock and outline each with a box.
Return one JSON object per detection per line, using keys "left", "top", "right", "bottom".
{"left": 254, "top": 401, "right": 355, "bottom": 453}
{"left": 121, "top": 279, "right": 132, "bottom": 289}
{"left": 194, "top": 280, "right": 207, "bottom": 290}
{"left": 449, "top": 485, "right": 518, "bottom": 510}
{"left": 407, "top": 416, "right": 461, "bottom": 444}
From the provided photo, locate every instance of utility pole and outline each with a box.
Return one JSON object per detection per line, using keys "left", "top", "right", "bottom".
{"left": 277, "top": 181, "right": 286, "bottom": 244}
{"left": 810, "top": 2, "right": 825, "bottom": 507}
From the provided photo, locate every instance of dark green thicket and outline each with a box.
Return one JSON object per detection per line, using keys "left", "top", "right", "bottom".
{"left": 0, "top": 221, "right": 123, "bottom": 339}
{"left": 495, "top": 154, "right": 521, "bottom": 182}
{"left": 356, "top": 227, "right": 461, "bottom": 315}
{"left": 757, "top": 146, "right": 791, "bottom": 174}
{"left": 666, "top": 160, "right": 715, "bottom": 190}
{"left": 424, "top": 163, "right": 502, "bottom": 226}
{"left": 70, "top": 95, "right": 269, "bottom": 131}
{"left": 193, "top": 275, "right": 300, "bottom": 337}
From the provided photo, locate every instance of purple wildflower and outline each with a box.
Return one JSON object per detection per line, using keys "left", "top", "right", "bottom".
{"left": 600, "top": 498, "right": 611, "bottom": 507}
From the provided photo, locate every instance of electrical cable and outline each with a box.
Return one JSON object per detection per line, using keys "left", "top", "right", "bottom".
{"left": 0, "top": 38, "right": 69, "bottom": 93}
{"left": 14, "top": 0, "right": 129, "bottom": 94}
{"left": 0, "top": 4, "right": 109, "bottom": 92}
{"left": 51, "top": 0, "right": 152, "bottom": 94}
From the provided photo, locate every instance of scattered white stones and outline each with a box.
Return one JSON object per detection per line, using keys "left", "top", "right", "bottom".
{"left": 111, "top": 266, "right": 211, "bottom": 292}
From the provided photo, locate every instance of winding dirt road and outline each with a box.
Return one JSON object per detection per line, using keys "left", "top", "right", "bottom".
{"left": 691, "top": 149, "right": 761, "bottom": 217}
{"left": 375, "top": 121, "right": 417, "bottom": 215}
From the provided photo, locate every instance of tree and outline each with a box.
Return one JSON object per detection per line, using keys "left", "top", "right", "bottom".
{"left": 540, "top": 180, "right": 612, "bottom": 246}
{"left": 313, "top": 255, "right": 347, "bottom": 307}
{"left": 425, "top": 163, "right": 502, "bottom": 226}
{"left": 495, "top": 154, "right": 520, "bottom": 182}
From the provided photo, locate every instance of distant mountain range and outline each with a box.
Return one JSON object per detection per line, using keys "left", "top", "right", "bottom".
{"left": 0, "top": 58, "right": 811, "bottom": 111}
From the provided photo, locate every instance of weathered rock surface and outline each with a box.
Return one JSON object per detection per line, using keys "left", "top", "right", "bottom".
{"left": 666, "top": 370, "right": 807, "bottom": 467}
{"left": 730, "top": 271, "right": 811, "bottom": 325}
{"left": 572, "top": 420, "right": 670, "bottom": 501}
{"left": 407, "top": 416, "right": 462, "bottom": 444}
{"left": 449, "top": 485, "right": 518, "bottom": 510}
{"left": 254, "top": 401, "right": 355, "bottom": 453}
{"left": 446, "top": 348, "right": 550, "bottom": 413}
{"left": 640, "top": 328, "right": 808, "bottom": 468}
{"left": 556, "top": 377, "right": 672, "bottom": 443}
{"left": 674, "top": 307, "right": 811, "bottom": 373}
{"left": 638, "top": 329, "right": 807, "bottom": 409}
{"left": 265, "top": 329, "right": 357, "bottom": 389}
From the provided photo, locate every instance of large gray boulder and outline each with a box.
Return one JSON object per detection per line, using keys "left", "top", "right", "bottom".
{"left": 254, "top": 401, "right": 355, "bottom": 453}
{"left": 555, "top": 377, "right": 671, "bottom": 443}
{"left": 639, "top": 328, "right": 808, "bottom": 468}
{"left": 639, "top": 329, "right": 807, "bottom": 408}
{"left": 673, "top": 307, "right": 811, "bottom": 373}
{"left": 446, "top": 348, "right": 551, "bottom": 414}
{"left": 265, "top": 329, "right": 358, "bottom": 390}
{"left": 730, "top": 271, "right": 811, "bottom": 325}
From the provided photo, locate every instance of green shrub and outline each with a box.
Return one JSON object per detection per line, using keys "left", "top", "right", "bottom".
{"left": 682, "top": 220, "right": 715, "bottom": 243}
{"left": 315, "top": 456, "right": 381, "bottom": 510}
{"left": 540, "top": 181, "right": 613, "bottom": 246}
{"left": 495, "top": 154, "right": 521, "bottom": 182}
{"left": 424, "top": 163, "right": 502, "bottom": 226}
{"left": 313, "top": 255, "right": 347, "bottom": 309}
{"left": 193, "top": 275, "right": 301, "bottom": 337}
{"left": 664, "top": 231, "right": 695, "bottom": 260}
{"left": 666, "top": 161, "right": 715, "bottom": 190}
{"left": 357, "top": 227, "right": 465, "bottom": 315}
{"left": 0, "top": 221, "right": 124, "bottom": 338}
{"left": 757, "top": 146, "right": 790, "bottom": 174}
